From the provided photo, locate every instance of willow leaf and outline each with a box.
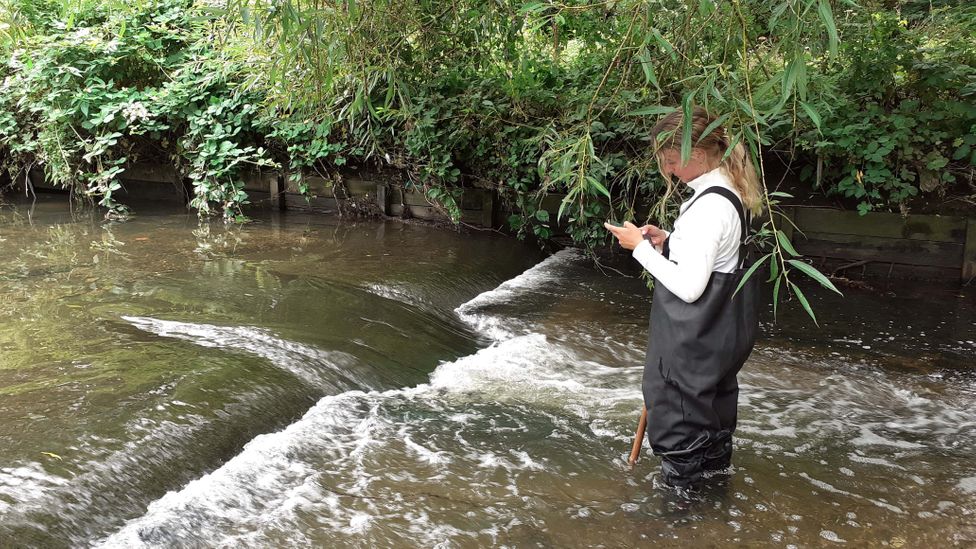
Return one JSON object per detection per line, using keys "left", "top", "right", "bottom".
{"left": 734, "top": 253, "right": 771, "bottom": 297}
{"left": 800, "top": 101, "right": 822, "bottom": 131}
{"left": 776, "top": 229, "right": 799, "bottom": 257}
{"left": 818, "top": 0, "right": 839, "bottom": 57}
{"left": 699, "top": 113, "right": 730, "bottom": 144}
{"left": 772, "top": 275, "right": 782, "bottom": 318}
{"left": 721, "top": 133, "right": 742, "bottom": 163}
{"left": 680, "top": 92, "right": 694, "bottom": 164}
{"left": 650, "top": 28, "right": 676, "bottom": 61}
{"left": 769, "top": 1, "right": 789, "bottom": 31}
{"left": 788, "top": 259, "right": 843, "bottom": 296}
{"left": 790, "top": 281, "right": 818, "bottom": 326}
{"left": 636, "top": 47, "right": 660, "bottom": 91}
{"left": 779, "top": 58, "right": 801, "bottom": 109}
{"left": 767, "top": 253, "right": 780, "bottom": 282}
{"left": 587, "top": 176, "right": 611, "bottom": 199}
{"left": 626, "top": 105, "right": 676, "bottom": 117}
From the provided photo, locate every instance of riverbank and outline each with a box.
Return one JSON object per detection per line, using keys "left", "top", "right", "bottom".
{"left": 5, "top": 179, "right": 976, "bottom": 289}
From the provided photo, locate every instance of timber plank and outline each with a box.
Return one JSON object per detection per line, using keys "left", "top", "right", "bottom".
{"left": 963, "top": 219, "right": 976, "bottom": 281}
{"left": 120, "top": 182, "right": 186, "bottom": 202}
{"left": 460, "top": 189, "right": 486, "bottom": 211}
{"left": 460, "top": 208, "right": 485, "bottom": 224}
{"left": 345, "top": 178, "right": 375, "bottom": 196}
{"left": 123, "top": 163, "right": 179, "bottom": 185}
{"left": 808, "top": 256, "right": 959, "bottom": 281}
{"left": 388, "top": 187, "right": 432, "bottom": 207}
{"left": 284, "top": 195, "right": 337, "bottom": 213}
{"left": 482, "top": 191, "right": 496, "bottom": 228}
{"left": 798, "top": 232, "right": 963, "bottom": 268}
{"left": 389, "top": 203, "right": 447, "bottom": 220}
{"left": 779, "top": 207, "right": 796, "bottom": 242}
{"left": 285, "top": 174, "right": 333, "bottom": 196}
{"left": 242, "top": 169, "right": 280, "bottom": 193}
{"left": 793, "top": 208, "right": 966, "bottom": 243}
{"left": 28, "top": 167, "right": 61, "bottom": 191}
{"left": 402, "top": 190, "right": 432, "bottom": 207}
{"left": 539, "top": 193, "right": 567, "bottom": 216}
{"left": 376, "top": 184, "right": 390, "bottom": 215}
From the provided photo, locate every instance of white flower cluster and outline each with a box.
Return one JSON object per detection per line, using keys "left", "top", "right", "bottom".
{"left": 7, "top": 49, "right": 26, "bottom": 70}
{"left": 69, "top": 27, "right": 93, "bottom": 40}
{"left": 122, "top": 101, "right": 150, "bottom": 123}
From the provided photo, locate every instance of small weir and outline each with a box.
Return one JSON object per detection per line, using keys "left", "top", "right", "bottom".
{"left": 0, "top": 200, "right": 974, "bottom": 547}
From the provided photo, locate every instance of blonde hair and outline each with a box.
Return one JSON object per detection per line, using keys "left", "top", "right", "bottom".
{"left": 651, "top": 106, "right": 764, "bottom": 217}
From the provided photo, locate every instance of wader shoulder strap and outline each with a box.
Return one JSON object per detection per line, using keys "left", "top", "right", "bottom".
{"left": 682, "top": 186, "right": 750, "bottom": 268}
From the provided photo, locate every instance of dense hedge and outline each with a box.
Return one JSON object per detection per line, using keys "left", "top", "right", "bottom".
{"left": 1, "top": 0, "right": 973, "bottom": 239}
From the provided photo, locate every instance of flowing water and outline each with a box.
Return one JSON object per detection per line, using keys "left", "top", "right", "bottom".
{"left": 1, "top": 194, "right": 974, "bottom": 548}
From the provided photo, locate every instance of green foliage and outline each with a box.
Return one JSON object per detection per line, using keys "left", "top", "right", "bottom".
{"left": 793, "top": 7, "right": 976, "bottom": 214}
{"left": 264, "top": 119, "right": 341, "bottom": 196}
{"left": 0, "top": 0, "right": 277, "bottom": 219}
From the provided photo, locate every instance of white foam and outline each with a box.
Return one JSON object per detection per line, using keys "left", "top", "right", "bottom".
{"left": 95, "top": 389, "right": 373, "bottom": 547}
{"left": 429, "top": 334, "right": 584, "bottom": 398}
{"left": 847, "top": 453, "right": 906, "bottom": 470}
{"left": 850, "top": 426, "right": 925, "bottom": 450}
{"left": 820, "top": 530, "right": 846, "bottom": 543}
{"left": 94, "top": 327, "right": 627, "bottom": 547}
{"left": 402, "top": 436, "right": 450, "bottom": 466}
{"left": 344, "top": 512, "right": 371, "bottom": 535}
{"left": 957, "top": 476, "right": 976, "bottom": 494}
{"left": 122, "top": 316, "right": 360, "bottom": 388}
{"left": 0, "top": 464, "right": 70, "bottom": 514}
{"left": 365, "top": 282, "right": 418, "bottom": 305}
{"left": 454, "top": 248, "right": 581, "bottom": 341}
{"left": 798, "top": 473, "right": 903, "bottom": 514}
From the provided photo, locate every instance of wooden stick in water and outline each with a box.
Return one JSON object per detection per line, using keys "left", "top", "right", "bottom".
{"left": 628, "top": 407, "right": 648, "bottom": 466}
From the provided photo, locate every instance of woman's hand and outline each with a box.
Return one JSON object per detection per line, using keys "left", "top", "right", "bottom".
{"left": 639, "top": 224, "right": 667, "bottom": 249}
{"left": 603, "top": 221, "right": 644, "bottom": 251}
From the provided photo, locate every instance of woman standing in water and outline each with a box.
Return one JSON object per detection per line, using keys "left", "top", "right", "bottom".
{"left": 605, "top": 107, "right": 762, "bottom": 490}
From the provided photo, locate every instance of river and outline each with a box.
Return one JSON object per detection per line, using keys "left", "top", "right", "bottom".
{"left": 1, "top": 194, "right": 974, "bottom": 547}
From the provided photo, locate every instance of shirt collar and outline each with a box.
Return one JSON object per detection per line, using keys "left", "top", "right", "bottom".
{"left": 686, "top": 167, "right": 723, "bottom": 193}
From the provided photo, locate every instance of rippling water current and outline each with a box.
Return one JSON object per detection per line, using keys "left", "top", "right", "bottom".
{"left": 1, "top": 196, "right": 974, "bottom": 547}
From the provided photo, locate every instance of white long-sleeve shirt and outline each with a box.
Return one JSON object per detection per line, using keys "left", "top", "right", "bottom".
{"left": 632, "top": 168, "right": 743, "bottom": 303}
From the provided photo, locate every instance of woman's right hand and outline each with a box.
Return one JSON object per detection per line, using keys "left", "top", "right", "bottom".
{"left": 639, "top": 225, "right": 667, "bottom": 249}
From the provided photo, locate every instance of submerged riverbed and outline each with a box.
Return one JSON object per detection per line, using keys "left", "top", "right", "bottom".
{"left": 1, "top": 195, "right": 974, "bottom": 547}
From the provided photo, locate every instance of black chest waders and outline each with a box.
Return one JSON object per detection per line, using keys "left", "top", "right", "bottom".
{"left": 642, "top": 186, "right": 760, "bottom": 489}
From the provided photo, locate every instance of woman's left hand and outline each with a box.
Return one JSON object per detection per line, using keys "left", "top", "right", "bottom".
{"left": 603, "top": 221, "right": 643, "bottom": 251}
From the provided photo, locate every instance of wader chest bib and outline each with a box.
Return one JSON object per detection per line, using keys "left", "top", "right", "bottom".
{"left": 642, "top": 186, "right": 759, "bottom": 488}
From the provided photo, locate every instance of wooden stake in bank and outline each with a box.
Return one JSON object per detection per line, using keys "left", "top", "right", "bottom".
{"left": 628, "top": 407, "right": 648, "bottom": 466}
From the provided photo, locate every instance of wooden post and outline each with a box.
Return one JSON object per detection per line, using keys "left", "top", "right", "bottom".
{"left": 481, "top": 189, "right": 496, "bottom": 229}
{"left": 376, "top": 184, "right": 390, "bottom": 216}
{"left": 963, "top": 217, "right": 976, "bottom": 282}
{"left": 779, "top": 206, "right": 796, "bottom": 242}
{"left": 270, "top": 173, "right": 283, "bottom": 210}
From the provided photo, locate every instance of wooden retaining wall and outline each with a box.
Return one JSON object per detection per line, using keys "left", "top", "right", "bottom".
{"left": 11, "top": 166, "right": 976, "bottom": 282}
{"left": 780, "top": 206, "right": 975, "bottom": 282}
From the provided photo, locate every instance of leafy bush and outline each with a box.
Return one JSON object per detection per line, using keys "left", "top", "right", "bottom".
{"left": 0, "top": 0, "right": 275, "bottom": 219}
{"left": 794, "top": 8, "right": 976, "bottom": 214}
{"left": 6, "top": 1, "right": 973, "bottom": 227}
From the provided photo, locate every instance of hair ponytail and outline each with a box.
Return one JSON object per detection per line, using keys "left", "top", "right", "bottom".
{"left": 721, "top": 140, "right": 763, "bottom": 217}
